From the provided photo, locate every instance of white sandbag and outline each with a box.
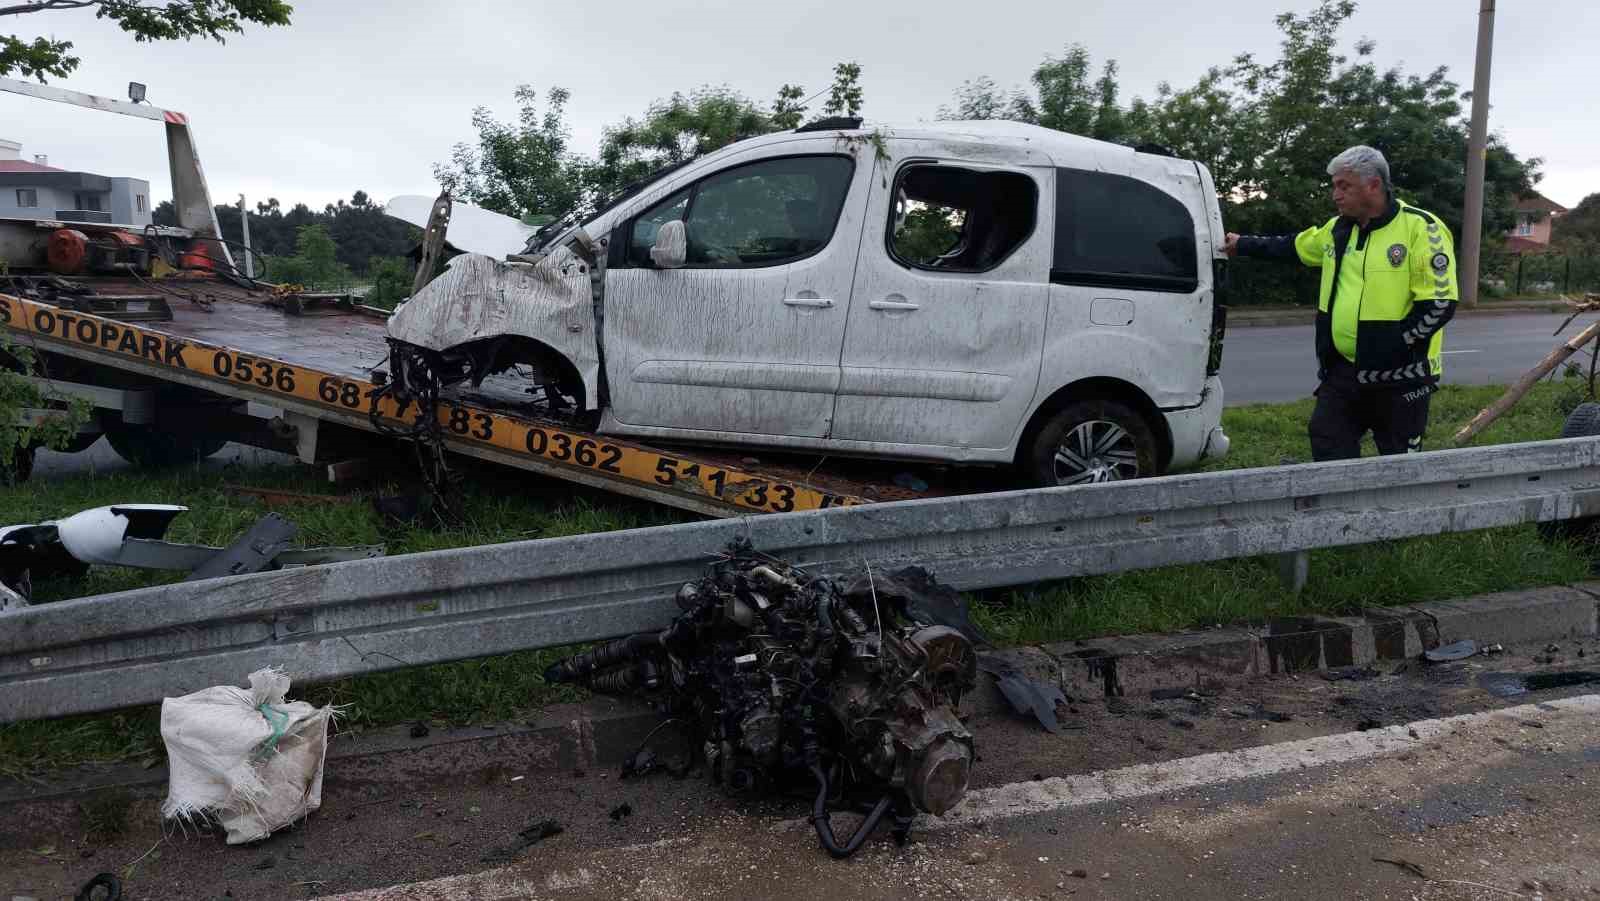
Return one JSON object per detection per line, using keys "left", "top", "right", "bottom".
{"left": 160, "top": 668, "right": 332, "bottom": 844}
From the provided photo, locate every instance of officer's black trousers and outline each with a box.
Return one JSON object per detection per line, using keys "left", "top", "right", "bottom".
{"left": 1308, "top": 379, "right": 1433, "bottom": 462}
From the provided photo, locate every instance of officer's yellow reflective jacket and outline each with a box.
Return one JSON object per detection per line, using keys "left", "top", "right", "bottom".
{"left": 1240, "top": 198, "right": 1458, "bottom": 387}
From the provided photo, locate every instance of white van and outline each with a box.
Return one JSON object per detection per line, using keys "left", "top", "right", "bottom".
{"left": 387, "top": 119, "right": 1230, "bottom": 486}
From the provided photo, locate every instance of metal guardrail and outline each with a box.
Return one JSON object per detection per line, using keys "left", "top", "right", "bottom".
{"left": 6, "top": 437, "right": 1600, "bottom": 723}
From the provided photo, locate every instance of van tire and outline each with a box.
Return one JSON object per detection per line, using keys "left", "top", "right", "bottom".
{"left": 1021, "top": 399, "right": 1159, "bottom": 487}
{"left": 1538, "top": 401, "right": 1600, "bottom": 546}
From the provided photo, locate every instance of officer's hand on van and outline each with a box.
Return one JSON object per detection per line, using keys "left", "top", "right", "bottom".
{"left": 1222, "top": 233, "right": 1240, "bottom": 257}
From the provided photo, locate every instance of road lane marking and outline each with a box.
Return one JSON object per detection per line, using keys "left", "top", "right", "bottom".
{"left": 1442, "top": 349, "right": 1482, "bottom": 355}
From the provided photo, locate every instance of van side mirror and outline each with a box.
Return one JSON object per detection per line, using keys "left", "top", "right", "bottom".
{"left": 650, "top": 220, "right": 687, "bottom": 269}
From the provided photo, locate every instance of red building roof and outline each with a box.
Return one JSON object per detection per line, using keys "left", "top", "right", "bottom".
{"left": 1515, "top": 192, "right": 1568, "bottom": 214}
{"left": 0, "top": 159, "right": 65, "bottom": 173}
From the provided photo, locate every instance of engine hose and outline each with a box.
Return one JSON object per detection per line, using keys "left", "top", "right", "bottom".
{"left": 543, "top": 632, "right": 660, "bottom": 684}
{"left": 588, "top": 666, "right": 641, "bottom": 694}
{"left": 814, "top": 591, "right": 836, "bottom": 643}
{"left": 807, "top": 764, "right": 894, "bottom": 859}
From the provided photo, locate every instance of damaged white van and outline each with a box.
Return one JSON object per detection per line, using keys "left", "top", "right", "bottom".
{"left": 386, "top": 118, "right": 1229, "bottom": 486}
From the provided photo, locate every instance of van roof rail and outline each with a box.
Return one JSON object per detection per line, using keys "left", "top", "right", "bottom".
{"left": 796, "top": 116, "right": 863, "bottom": 133}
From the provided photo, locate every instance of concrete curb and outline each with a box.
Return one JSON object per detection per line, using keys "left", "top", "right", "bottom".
{"left": 1229, "top": 301, "right": 1564, "bottom": 329}
{"left": 1050, "top": 582, "right": 1599, "bottom": 699}
{"left": 5, "top": 583, "right": 1595, "bottom": 805}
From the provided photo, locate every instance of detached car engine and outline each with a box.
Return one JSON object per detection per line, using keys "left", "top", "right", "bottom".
{"left": 546, "top": 540, "right": 978, "bottom": 857}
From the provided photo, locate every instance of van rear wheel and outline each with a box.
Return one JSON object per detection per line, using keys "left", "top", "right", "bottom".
{"left": 1021, "top": 399, "right": 1159, "bottom": 488}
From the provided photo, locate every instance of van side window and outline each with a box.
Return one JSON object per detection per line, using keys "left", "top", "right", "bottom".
{"left": 888, "top": 165, "right": 1036, "bottom": 273}
{"left": 624, "top": 155, "right": 854, "bottom": 269}
{"left": 1052, "top": 168, "right": 1198, "bottom": 293}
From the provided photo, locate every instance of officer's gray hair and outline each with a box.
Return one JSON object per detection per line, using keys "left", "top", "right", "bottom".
{"left": 1327, "top": 145, "right": 1391, "bottom": 192}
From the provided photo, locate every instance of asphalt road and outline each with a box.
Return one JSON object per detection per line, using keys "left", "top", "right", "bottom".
{"left": 1222, "top": 311, "right": 1573, "bottom": 405}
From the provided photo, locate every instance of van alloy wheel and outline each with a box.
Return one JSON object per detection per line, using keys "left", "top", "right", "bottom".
{"left": 1052, "top": 419, "right": 1141, "bottom": 484}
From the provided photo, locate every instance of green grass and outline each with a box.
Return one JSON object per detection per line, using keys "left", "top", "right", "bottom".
{"left": 2, "top": 379, "right": 1595, "bottom": 777}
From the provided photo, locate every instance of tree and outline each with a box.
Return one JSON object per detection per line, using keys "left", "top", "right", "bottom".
{"left": 1, "top": 0, "right": 291, "bottom": 81}
{"left": 821, "top": 62, "right": 863, "bottom": 118}
{"left": 266, "top": 224, "right": 353, "bottom": 288}
{"left": 937, "top": 76, "right": 1035, "bottom": 122}
{"left": 1553, "top": 193, "right": 1600, "bottom": 256}
{"left": 935, "top": 44, "right": 1125, "bottom": 141}
{"left": 590, "top": 86, "right": 771, "bottom": 204}
{"left": 434, "top": 85, "right": 589, "bottom": 223}
{"left": 770, "top": 83, "right": 807, "bottom": 130}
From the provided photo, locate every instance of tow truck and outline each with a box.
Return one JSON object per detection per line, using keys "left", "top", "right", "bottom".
{"left": 2, "top": 77, "right": 1228, "bottom": 517}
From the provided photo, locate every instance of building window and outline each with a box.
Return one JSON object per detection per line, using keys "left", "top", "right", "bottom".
{"left": 136, "top": 194, "right": 147, "bottom": 213}
{"left": 1052, "top": 167, "right": 1198, "bottom": 293}
{"left": 73, "top": 192, "right": 104, "bottom": 212}
{"left": 1515, "top": 215, "right": 1534, "bottom": 237}
{"left": 15, "top": 188, "right": 37, "bottom": 208}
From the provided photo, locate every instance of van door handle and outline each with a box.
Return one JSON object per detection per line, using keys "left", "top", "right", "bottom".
{"left": 782, "top": 297, "right": 834, "bottom": 308}
{"left": 868, "top": 300, "right": 920, "bottom": 311}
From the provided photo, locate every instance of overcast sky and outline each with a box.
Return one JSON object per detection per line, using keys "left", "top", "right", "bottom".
{"left": 3, "top": 0, "right": 1594, "bottom": 215}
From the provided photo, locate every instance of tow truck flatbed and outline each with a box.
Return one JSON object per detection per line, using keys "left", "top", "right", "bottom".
{"left": 3, "top": 278, "right": 944, "bottom": 515}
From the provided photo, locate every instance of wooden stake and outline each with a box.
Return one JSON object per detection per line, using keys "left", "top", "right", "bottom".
{"left": 1453, "top": 319, "right": 1600, "bottom": 445}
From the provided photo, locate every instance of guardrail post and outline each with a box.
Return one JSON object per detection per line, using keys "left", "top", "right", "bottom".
{"left": 1275, "top": 550, "right": 1309, "bottom": 595}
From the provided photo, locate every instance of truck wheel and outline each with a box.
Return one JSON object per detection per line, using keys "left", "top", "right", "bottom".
{"left": 1539, "top": 401, "right": 1600, "bottom": 546}
{"left": 1021, "top": 399, "right": 1159, "bottom": 487}
{"left": 104, "top": 421, "right": 227, "bottom": 468}
{"left": 3, "top": 445, "right": 35, "bottom": 486}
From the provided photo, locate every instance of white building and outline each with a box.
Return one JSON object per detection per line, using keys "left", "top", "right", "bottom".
{"left": 0, "top": 138, "right": 152, "bottom": 227}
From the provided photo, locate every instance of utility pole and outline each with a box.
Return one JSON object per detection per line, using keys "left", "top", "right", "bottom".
{"left": 237, "top": 194, "right": 254, "bottom": 279}
{"left": 1460, "top": 0, "right": 1496, "bottom": 306}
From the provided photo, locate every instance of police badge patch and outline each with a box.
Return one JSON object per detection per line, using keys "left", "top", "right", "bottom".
{"left": 1388, "top": 243, "right": 1407, "bottom": 267}
{"left": 1431, "top": 252, "right": 1450, "bottom": 273}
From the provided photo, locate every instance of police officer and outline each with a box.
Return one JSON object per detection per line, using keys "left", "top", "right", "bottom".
{"left": 1222, "top": 145, "right": 1457, "bottom": 461}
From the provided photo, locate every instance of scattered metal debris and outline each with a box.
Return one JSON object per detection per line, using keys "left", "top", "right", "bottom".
{"left": 982, "top": 655, "right": 1069, "bottom": 734}
{"left": 1424, "top": 639, "right": 1480, "bottom": 663}
{"left": 482, "top": 819, "right": 563, "bottom": 863}
{"left": 0, "top": 505, "right": 384, "bottom": 607}
{"left": 546, "top": 539, "right": 978, "bottom": 858}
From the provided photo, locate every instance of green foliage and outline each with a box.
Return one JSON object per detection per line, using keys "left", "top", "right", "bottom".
{"left": 441, "top": 63, "right": 864, "bottom": 225}
{"left": 434, "top": 85, "right": 590, "bottom": 222}
{"left": 158, "top": 192, "right": 417, "bottom": 278}
{"left": 821, "top": 61, "right": 863, "bottom": 118}
{"left": 0, "top": 0, "right": 291, "bottom": 82}
{"left": 1554, "top": 193, "right": 1600, "bottom": 256}
{"left": 893, "top": 205, "right": 963, "bottom": 265}
{"left": 937, "top": 2, "right": 1543, "bottom": 305}
{"left": 937, "top": 75, "right": 1035, "bottom": 122}
{"left": 770, "top": 83, "right": 808, "bottom": 130}
{"left": 265, "top": 224, "right": 353, "bottom": 289}
{"left": 1, "top": 340, "right": 91, "bottom": 480}
{"left": 363, "top": 255, "right": 414, "bottom": 309}
{"left": 590, "top": 86, "right": 773, "bottom": 205}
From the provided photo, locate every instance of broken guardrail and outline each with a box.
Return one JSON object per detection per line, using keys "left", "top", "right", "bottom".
{"left": 6, "top": 436, "right": 1600, "bottom": 723}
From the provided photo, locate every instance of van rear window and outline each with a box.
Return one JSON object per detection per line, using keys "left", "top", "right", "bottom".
{"left": 1052, "top": 169, "right": 1198, "bottom": 293}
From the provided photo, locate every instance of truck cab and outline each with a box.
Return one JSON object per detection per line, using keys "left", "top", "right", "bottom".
{"left": 387, "top": 120, "right": 1230, "bottom": 486}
